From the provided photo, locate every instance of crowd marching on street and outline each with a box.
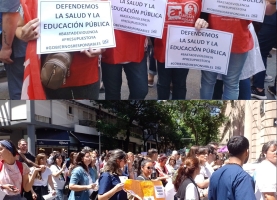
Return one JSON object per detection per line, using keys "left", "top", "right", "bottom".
{"left": 0, "top": 137, "right": 276, "bottom": 200}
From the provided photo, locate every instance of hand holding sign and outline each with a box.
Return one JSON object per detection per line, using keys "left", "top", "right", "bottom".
{"left": 19, "top": 18, "right": 40, "bottom": 42}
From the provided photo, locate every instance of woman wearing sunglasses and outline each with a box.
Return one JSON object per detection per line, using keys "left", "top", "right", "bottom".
{"left": 136, "top": 159, "right": 153, "bottom": 181}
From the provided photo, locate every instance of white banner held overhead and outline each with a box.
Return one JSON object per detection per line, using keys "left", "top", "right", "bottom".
{"left": 110, "top": 0, "right": 167, "bottom": 38}
{"left": 37, "top": 0, "right": 116, "bottom": 54}
{"left": 202, "top": 0, "right": 266, "bottom": 22}
{"left": 165, "top": 25, "right": 233, "bottom": 75}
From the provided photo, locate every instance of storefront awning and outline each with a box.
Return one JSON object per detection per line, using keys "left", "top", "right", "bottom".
{"left": 71, "top": 132, "right": 99, "bottom": 149}
{"left": 36, "top": 130, "right": 70, "bottom": 146}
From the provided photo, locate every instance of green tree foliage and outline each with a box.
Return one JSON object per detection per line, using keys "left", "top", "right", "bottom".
{"left": 94, "top": 100, "right": 227, "bottom": 152}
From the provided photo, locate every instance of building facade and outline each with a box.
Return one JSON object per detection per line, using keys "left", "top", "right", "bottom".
{"left": 219, "top": 100, "right": 277, "bottom": 163}
{"left": 0, "top": 100, "right": 155, "bottom": 156}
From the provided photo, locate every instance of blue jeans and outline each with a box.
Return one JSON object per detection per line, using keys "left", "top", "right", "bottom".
{"left": 4, "top": 57, "right": 25, "bottom": 100}
{"left": 148, "top": 37, "right": 157, "bottom": 75}
{"left": 101, "top": 54, "right": 148, "bottom": 100}
{"left": 200, "top": 52, "right": 248, "bottom": 100}
{"left": 253, "top": 21, "right": 277, "bottom": 89}
{"left": 213, "top": 78, "right": 251, "bottom": 100}
{"left": 157, "top": 61, "right": 189, "bottom": 100}
{"left": 55, "top": 189, "right": 63, "bottom": 200}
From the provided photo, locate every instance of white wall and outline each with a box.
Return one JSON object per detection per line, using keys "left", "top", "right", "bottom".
{"left": 10, "top": 100, "right": 27, "bottom": 120}
{"left": 35, "top": 100, "right": 51, "bottom": 118}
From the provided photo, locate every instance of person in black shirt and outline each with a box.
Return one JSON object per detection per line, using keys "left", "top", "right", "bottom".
{"left": 18, "top": 139, "right": 35, "bottom": 163}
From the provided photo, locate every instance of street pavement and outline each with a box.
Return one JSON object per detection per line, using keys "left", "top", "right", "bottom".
{"left": 0, "top": 50, "right": 276, "bottom": 100}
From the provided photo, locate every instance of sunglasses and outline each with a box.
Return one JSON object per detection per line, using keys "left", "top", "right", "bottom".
{"left": 146, "top": 166, "right": 153, "bottom": 170}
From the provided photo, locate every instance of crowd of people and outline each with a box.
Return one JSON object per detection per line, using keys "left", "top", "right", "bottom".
{"left": 0, "top": 0, "right": 276, "bottom": 100}
{"left": 0, "top": 136, "right": 276, "bottom": 200}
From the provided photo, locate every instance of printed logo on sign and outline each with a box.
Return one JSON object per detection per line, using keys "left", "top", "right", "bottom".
{"left": 183, "top": 2, "right": 198, "bottom": 23}
{"left": 168, "top": 6, "right": 183, "bottom": 20}
{"left": 167, "top": 2, "right": 198, "bottom": 23}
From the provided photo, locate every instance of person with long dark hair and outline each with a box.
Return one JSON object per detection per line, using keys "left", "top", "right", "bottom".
{"left": 68, "top": 149, "right": 97, "bottom": 200}
{"left": 136, "top": 159, "right": 153, "bottom": 181}
{"left": 0, "top": 140, "right": 43, "bottom": 200}
{"left": 98, "top": 149, "right": 128, "bottom": 200}
{"left": 173, "top": 157, "right": 201, "bottom": 200}
{"left": 50, "top": 153, "right": 68, "bottom": 200}
{"left": 255, "top": 140, "right": 277, "bottom": 200}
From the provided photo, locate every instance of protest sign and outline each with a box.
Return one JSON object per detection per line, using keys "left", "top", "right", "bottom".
{"left": 37, "top": 0, "right": 116, "bottom": 54}
{"left": 124, "top": 179, "right": 165, "bottom": 200}
{"left": 165, "top": 25, "right": 233, "bottom": 75}
{"left": 110, "top": 0, "right": 167, "bottom": 38}
{"left": 202, "top": 0, "right": 266, "bottom": 22}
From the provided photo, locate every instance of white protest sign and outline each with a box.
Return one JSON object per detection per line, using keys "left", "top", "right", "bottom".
{"left": 110, "top": 0, "right": 167, "bottom": 38}
{"left": 165, "top": 26, "right": 233, "bottom": 75}
{"left": 154, "top": 185, "right": 165, "bottom": 198}
{"left": 37, "top": 0, "right": 116, "bottom": 54}
{"left": 202, "top": 0, "right": 266, "bottom": 22}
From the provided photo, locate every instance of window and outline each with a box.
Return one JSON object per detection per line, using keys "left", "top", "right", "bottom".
{"left": 68, "top": 106, "right": 73, "bottom": 115}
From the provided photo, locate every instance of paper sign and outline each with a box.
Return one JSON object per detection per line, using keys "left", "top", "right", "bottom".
{"left": 37, "top": 0, "right": 116, "bottom": 54}
{"left": 143, "top": 197, "right": 155, "bottom": 200}
{"left": 119, "top": 176, "right": 128, "bottom": 183}
{"left": 165, "top": 25, "right": 233, "bottom": 75}
{"left": 202, "top": 0, "right": 266, "bottom": 22}
{"left": 110, "top": 0, "right": 167, "bottom": 38}
{"left": 42, "top": 194, "right": 57, "bottom": 200}
{"left": 154, "top": 186, "right": 165, "bottom": 198}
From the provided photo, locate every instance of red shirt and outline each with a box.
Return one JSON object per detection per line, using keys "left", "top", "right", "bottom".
{"left": 101, "top": 30, "right": 146, "bottom": 64}
{"left": 62, "top": 53, "right": 99, "bottom": 87}
{"left": 208, "top": 15, "right": 253, "bottom": 53}
{"left": 154, "top": 0, "right": 202, "bottom": 63}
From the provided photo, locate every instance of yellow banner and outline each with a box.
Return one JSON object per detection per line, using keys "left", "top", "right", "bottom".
{"left": 124, "top": 179, "right": 165, "bottom": 200}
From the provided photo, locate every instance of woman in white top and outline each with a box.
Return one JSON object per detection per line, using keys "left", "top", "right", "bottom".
{"left": 0, "top": 140, "right": 42, "bottom": 200}
{"left": 173, "top": 157, "right": 201, "bottom": 200}
{"left": 26, "top": 153, "right": 56, "bottom": 200}
{"left": 166, "top": 156, "right": 177, "bottom": 175}
{"left": 255, "top": 140, "right": 277, "bottom": 200}
{"left": 50, "top": 153, "right": 68, "bottom": 200}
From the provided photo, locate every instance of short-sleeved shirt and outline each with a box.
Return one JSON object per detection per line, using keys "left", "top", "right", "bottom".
{"left": 175, "top": 178, "right": 200, "bottom": 200}
{"left": 30, "top": 167, "right": 52, "bottom": 186}
{"left": 50, "top": 165, "right": 68, "bottom": 189}
{"left": 208, "top": 164, "right": 256, "bottom": 200}
{"left": 98, "top": 172, "right": 127, "bottom": 200}
{"left": 0, "top": 161, "right": 30, "bottom": 195}
{"left": 0, "top": 0, "right": 20, "bottom": 34}
{"left": 255, "top": 160, "right": 277, "bottom": 200}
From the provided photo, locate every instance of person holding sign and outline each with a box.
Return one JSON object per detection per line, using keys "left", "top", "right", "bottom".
{"left": 16, "top": 0, "right": 104, "bottom": 99}
{"left": 98, "top": 149, "right": 128, "bottom": 200}
{"left": 154, "top": 0, "right": 208, "bottom": 100}
{"left": 200, "top": 15, "right": 253, "bottom": 100}
{"left": 101, "top": 31, "right": 148, "bottom": 100}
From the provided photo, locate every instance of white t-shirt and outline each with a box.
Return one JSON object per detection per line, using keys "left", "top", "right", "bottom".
{"left": 50, "top": 165, "right": 68, "bottom": 189}
{"left": 186, "top": 183, "right": 199, "bottom": 199}
{"left": 30, "top": 167, "right": 52, "bottom": 186}
{"left": 255, "top": 160, "right": 277, "bottom": 200}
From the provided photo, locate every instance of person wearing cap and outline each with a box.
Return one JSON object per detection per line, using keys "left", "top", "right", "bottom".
{"left": 0, "top": 140, "right": 44, "bottom": 200}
